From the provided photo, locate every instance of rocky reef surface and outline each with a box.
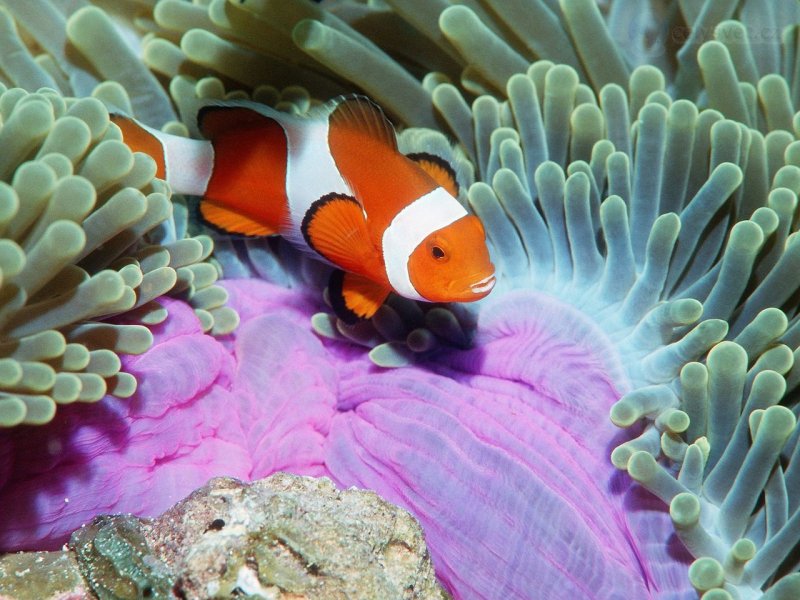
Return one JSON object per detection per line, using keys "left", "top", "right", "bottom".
{"left": 0, "top": 472, "right": 446, "bottom": 600}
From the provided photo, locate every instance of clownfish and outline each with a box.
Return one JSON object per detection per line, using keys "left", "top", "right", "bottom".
{"left": 111, "top": 95, "right": 495, "bottom": 322}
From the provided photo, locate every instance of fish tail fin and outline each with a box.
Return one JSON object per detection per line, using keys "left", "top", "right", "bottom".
{"left": 110, "top": 114, "right": 214, "bottom": 197}
{"left": 110, "top": 113, "right": 168, "bottom": 179}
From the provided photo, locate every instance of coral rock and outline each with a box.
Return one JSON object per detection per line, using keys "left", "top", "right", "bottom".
{"left": 143, "top": 474, "right": 446, "bottom": 600}
{"left": 0, "top": 551, "right": 89, "bottom": 600}
{"left": 1, "top": 472, "right": 446, "bottom": 600}
{"left": 70, "top": 514, "right": 174, "bottom": 600}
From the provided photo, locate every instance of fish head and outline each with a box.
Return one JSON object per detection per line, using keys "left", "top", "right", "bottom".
{"left": 407, "top": 214, "right": 495, "bottom": 303}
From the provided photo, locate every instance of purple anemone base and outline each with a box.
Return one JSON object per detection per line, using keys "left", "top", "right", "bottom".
{"left": 0, "top": 279, "right": 694, "bottom": 599}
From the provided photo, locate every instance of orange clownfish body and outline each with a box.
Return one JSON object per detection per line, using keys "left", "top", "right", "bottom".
{"left": 112, "top": 95, "right": 495, "bottom": 322}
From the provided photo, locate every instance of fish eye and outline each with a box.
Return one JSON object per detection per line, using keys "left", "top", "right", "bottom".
{"left": 425, "top": 237, "right": 450, "bottom": 263}
{"left": 431, "top": 245, "right": 446, "bottom": 260}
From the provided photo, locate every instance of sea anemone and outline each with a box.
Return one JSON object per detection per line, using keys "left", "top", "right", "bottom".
{"left": 1, "top": 1, "right": 799, "bottom": 599}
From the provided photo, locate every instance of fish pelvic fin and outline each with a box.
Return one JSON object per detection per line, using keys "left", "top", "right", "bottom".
{"left": 329, "top": 270, "right": 390, "bottom": 323}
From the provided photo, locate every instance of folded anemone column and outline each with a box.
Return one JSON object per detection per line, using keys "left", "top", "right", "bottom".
{"left": 319, "top": 295, "right": 650, "bottom": 598}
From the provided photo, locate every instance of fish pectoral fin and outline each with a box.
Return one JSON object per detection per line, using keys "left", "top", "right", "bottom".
{"left": 406, "top": 152, "right": 460, "bottom": 197}
{"left": 200, "top": 200, "right": 279, "bottom": 237}
{"left": 328, "top": 270, "right": 390, "bottom": 323}
{"left": 302, "top": 193, "right": 378, "bottom": 272}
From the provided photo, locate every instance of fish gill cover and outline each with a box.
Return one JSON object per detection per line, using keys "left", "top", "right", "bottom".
{"left": 0, "top": 1, "right": 799, "bottom": 599}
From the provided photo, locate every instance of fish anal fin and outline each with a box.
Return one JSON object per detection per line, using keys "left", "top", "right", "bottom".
{"left": 200, "top": 200, "right": 279, "bottom": 237}
{"left": 407, "top": 152, "right": 460, "bottom": 197}
{"left": 302, "top": 193, "right": 379, "bottom": 273}
{"left": 111, "top": 114, "right": 166, "bottom": 179}
{"left": 328, "top": 95, "right": 397, "bottom": 150}
{"left": 329, "top": 270, "right": 389, "bottom": 323}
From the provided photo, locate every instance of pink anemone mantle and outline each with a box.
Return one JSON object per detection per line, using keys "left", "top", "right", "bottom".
{"left": 0, "top": 278, "right": 695, "bottom": 599}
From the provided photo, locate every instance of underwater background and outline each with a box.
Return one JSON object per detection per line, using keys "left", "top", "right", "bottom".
{"left": 0, "top": 0, "right": 799, "bottom": 598}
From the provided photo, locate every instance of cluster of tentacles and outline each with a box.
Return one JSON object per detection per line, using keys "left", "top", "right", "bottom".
{"left": 0, "top": 84, "right": 236, "bottom": 428}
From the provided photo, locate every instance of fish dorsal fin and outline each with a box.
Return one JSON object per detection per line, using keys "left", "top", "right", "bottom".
{"left": 200, "top": 200, "right": 279, "bottom": 237}
{"left": 197, "top": 104, "right": 274, "bottom": 140}
{"left": 329, "top": 270, "right": 390, "bottom": 323}
{"left": 302, "top": 193, "right": 379, "bottom": 273}
{"left": 110, "top": 114, "right": 166, "bottom": 179}
{"left": 406, "top": 152, "right": 460, "bottom": 197}
{"left": 328, "top": 95, "right": 397, "bottom": 150}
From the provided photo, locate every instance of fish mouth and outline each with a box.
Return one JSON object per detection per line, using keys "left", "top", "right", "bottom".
{"left": 470, "top": 274, "right": 496, "bottom": 295}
